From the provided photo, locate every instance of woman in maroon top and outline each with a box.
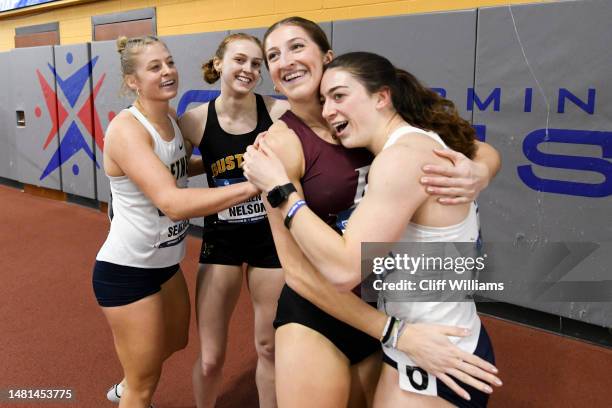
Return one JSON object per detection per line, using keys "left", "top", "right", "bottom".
{"left": 242, "top": 17, "right": 502, "bottom": 407}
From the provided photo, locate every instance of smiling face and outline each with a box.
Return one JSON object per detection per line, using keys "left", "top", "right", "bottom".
{"left": 215, "top": 39, "right": 263, "bottom": 95}
{"left": 320, "top": 67, "right": 384, "bottom": 149}
{"left": 264, "top": 24, "right": 332, "bottom": 103}
{"left": 126, "top": 42, "right": 178, "bottom": 101}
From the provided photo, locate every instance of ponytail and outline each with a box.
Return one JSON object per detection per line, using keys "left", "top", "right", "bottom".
{"left": 202, "top": 58, "right": 220, "bottom": 84}
{"left": 392, "top": 68, "right": 476, "bottom": 159}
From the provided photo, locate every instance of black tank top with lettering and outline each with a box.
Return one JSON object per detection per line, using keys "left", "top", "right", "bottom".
{"left": 199, "top": 94, "right": 272, "bottom": 227}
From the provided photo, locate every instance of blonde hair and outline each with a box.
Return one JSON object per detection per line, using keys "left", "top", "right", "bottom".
{"left": 202, "top": 33, "right": 264, "bottom": 84}
{"left": 116, "top": 35, "right": 167, "bottom": 94}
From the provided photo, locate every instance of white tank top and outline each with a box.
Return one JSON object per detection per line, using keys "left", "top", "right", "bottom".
{"left": 96, "top": 106, "right": 189, "bottom": 268}
{"left": 379, "top": 125, "right": 481, "bottom": 361}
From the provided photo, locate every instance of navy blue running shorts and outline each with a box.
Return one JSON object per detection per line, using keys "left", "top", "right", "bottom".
{"left": 92, "top": 260, "right": 179, "bottom": 307}
{"left": 383, "top": 324, "right": 495, "bottom": 407}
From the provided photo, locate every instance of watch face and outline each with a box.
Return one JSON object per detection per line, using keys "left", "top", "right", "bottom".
{"left": 267, "top": 187, "right": 282, "bottom": 208}
{"left": 267, "top": 183, "right": 295, "bottom": 208}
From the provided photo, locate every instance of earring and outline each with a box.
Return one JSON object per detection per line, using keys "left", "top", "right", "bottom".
{"left": 273, "top": 85, "right": 279, "bottom": 93}
{"left": 136, "top": 88, "right": 141, "bottom": 97}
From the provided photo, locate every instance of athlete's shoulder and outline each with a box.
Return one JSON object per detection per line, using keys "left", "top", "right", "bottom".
{"left": 265, "top": 120, "right": 299, "bottom": 148}
{"left": 263, "top": 121, "right": 303, "bottom": 179}
{"left": 391, "top": 131, "right": 446, "bottom": 159}
{"left": 262, "top": 95, "right": 290, "bottom": 120}
{"left": 179, "top": 102, "right": 209, "bottom": 124}
{"left": 268, "top": 118, "right": 290, "bottom": 132}
{"left": 106, "top": 109, "right": 146, "bottom": 139}
{"left": 105, "top": 109, "right": 154, "bottom": 159}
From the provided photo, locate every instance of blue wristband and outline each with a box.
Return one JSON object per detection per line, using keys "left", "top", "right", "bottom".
{"left": 284, "top": 200, "right": 307, "bottom": 229}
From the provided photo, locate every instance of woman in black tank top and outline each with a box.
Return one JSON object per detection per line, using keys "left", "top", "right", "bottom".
{"left": 178, "top": 34, "right": 289, "bottom": 408}
{"left": 241, "top": 17, "right": 502, "bottom": 408}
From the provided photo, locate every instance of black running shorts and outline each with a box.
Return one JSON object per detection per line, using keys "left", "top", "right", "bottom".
{"left": 92, "top": 260, "right": 179, "bottom": 307}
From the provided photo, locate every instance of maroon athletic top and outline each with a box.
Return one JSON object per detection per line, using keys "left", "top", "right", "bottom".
{"left": 280, "top": 110, "right": 373, "bottom": 231}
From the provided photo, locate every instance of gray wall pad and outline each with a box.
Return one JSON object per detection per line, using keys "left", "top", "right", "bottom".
{"left": 10, "top": 45, "right": 61, "bottom": 189}
{"left": 90, "top": 40, "right": 133, "bottom": 203}
{"left": 0, "top": 52, "right": 17, "bottom": 180}
{"left": 54, "top": 43, "right": 97, "bottom": 199}
{"left": 332, "top": 11, "right": 476, "bottom": 120}
{"left": 474, "top": 0, "right": 612, "bottom": 327}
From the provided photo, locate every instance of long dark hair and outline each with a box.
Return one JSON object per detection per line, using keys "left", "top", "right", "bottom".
{"left": 326, "top": 52, "right": 476, "bottom": 158}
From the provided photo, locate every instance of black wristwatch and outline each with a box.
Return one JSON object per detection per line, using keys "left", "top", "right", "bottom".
{"left": 267, "top": 183, "right": 297, "bottom": 208}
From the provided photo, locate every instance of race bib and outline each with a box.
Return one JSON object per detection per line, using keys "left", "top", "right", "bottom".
{"left": 398, "top": 360, "right": 438, "bottom": 396}
{"left": 215, "top": 177, "right": 267, "bottom": 224}
{"left": 158, "top": 219, "right": 189, "bottom": 248}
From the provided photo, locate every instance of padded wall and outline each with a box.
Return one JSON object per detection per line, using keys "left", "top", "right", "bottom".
{"left": 54, "top": 43, "right": 97, "bottom": 199}
{"left": 0, "top": 51, "right": 16, "bottom": 180}
{"left": 90, "top": 40, "right": 133, "bottom": 203}
{"left": 332, "top": 11, "right": 476, "bottom": 120}
{"left": 9, "top": 45, "right": 61, "bottom": 189}
{"left": 474, "top": 0, "right": 612, "bottom": 326}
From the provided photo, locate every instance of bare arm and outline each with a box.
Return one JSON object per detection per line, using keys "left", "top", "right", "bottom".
{"left": 243, "top": 131, "right": 501, "bottom": 398}
{"left": 248, "top": 135, "right": 432, "bottom": 290}
{"left": 105, "top": 112, "right": 256, "bottom": 221}
{"left": 473, "top": 140, "right": 501, "bottom": 178}
{"left": 178, "top": 105, "right": 207, "bottom": 177}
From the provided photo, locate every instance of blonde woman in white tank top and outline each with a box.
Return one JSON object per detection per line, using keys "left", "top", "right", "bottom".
{"left": 94, "top": 36, "right": 259, "bottom": 408}
{"left": 243, "top": 52, "right": 502, "bottom": 407}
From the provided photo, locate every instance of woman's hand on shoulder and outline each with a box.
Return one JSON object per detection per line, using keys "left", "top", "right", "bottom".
{"left": 420, "top": 148, "right": 489, "bottom": 205}
{"left": 262, "top": 121, "right": 303, "bottom": 178}
{"left": 419, "top": 140, "right": 501, "bottom": 205}
{"left": 244, "top": 121, "right": 303, "bottom": 192}
{"left": 243, "top": 139, "right": 289, "bottom": 193}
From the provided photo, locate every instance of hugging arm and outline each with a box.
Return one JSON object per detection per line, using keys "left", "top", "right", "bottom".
{"left": 421, "top": 140, "right": 501, "bottom": 204}
{"left": 106, "top": 113, "right": 256, "bottom": 221}
{"left": 243, "top": 129, "right": 501, "bottom": 399}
